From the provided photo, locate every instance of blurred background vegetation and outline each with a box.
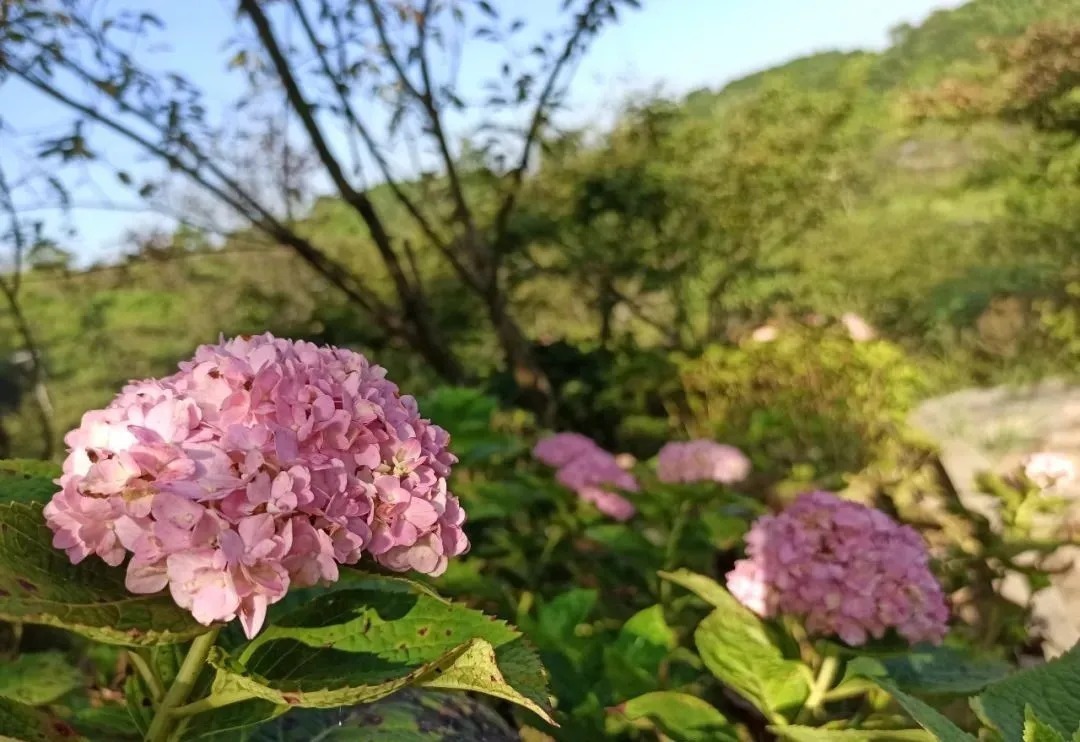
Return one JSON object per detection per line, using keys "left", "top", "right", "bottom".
{"left": 0, "top": 0, "right": 1077, "bottom": 469}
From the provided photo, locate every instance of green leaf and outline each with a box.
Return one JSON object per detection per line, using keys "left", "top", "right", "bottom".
{"left": 0, "top": 460, "right": 60, "bottom": 504}
{"left": 1025, "top": 706, "right": 1068, "bottom": 742}
{"left": 659, "top": 568, "right": 747, "bottom": 613}
{"left": 604, "top": 605, "right": 676, "bottom": 698}
{"left": 0, "top": 696, "right": 84, "bottom": 741}
{"left": 0, "top": 651, "right": 82, "bottom": 705}
{"left": 846, "top": 646, "right": 1011, "bottom": 695}
{"left": 0, "top": 502, "right": 209, "bottom": 646}
{"left": 674, "top": 573, "right": 810, "bottom": 718}
{"left": 772, "top": 727, "right": 932, "bottom": 741}
{"left": 875, "top": 680, "right": 976, "bottom": 742}
{"left": 534, "top": 588, "right": 597, "bottom": 649}
{"left": 206, "top": 575, "right": 553, "bottom": 724}
{"left": 973, "top": 644, "right": 1080, "bottom": 740}
{"left": 616, "top": 691, "right": 737, "bottom": 741}
{"left": 245, "top": 689, "right": 517, "bottom": 741}
{"left": 178, "top": 700, "right": 286, "bottom": 741}
{"left": 66, "top": 704, "right": 140, "bottom": 742}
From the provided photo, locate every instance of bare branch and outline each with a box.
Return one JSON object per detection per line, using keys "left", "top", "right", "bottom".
{"left": 490, "top": 0, "right": 608, "bottom": 255}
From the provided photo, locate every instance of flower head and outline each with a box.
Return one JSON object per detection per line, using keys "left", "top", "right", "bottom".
{"left": 533, "top": 432, "right": 638, "bottom": 520}
{"left": 726, "top": 491, "right": 948, "bottom": 646}
{"left": 656, "top": 440, "right": 750, "bottom": 485}
{"left": 44, "top": 334, "right": 468, "bottom": 638}
{"left": 1022, "top": 452, "right": 1077, "bottom": 493}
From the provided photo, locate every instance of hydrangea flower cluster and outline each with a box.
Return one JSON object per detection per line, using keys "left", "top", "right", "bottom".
{"left": 726, "top": 491, "right": 948, "bottom": 646}
{"left": 532, "top": 433, "right": 638, "bottom": 521}
{"left": 44, "top": 334, "right": 468, "bottom": 638}
{"left": 656, "top": 440, "right": 751, "bottom": 485}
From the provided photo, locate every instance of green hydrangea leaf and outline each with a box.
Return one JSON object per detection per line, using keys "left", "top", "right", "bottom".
{"left": 772, "top": 727, "right": 933, "bottom": 741}
{"left": 205, "top": 575, "right": 553, "bottom": 724}
{"left": 604, "top": 605, "right": 677, "bottom": 699}
{"left": 616, "top": 691, "right": 737, "bottom": 741}
{"left": 846, "top": 646, "right": 1011, "bottom": 695}
{"left": 1025, "top": 706, "right": 1068, "bottom": 742}
{"left": 0, "top": 502, "right": 210, "bottom": 646}
{"left": 973, "top": 644, "right": 1080, "bottom": 740}
{"left": 0, "top": 696, "right": 85, "bottom": 741}
{"left": 659, "top": 569, "right": 746, "bottom": 613}
{"left": 694, "top": 606, "right": 810, "bottom": 718}
{"left": 873, "top": 680, "right": 976, "bottom": 742}
{"left": 0, "top": 460, "right": 61, "bottom": 505}
{"left": 0, "top": 651, "right": 83, "bottom": 705}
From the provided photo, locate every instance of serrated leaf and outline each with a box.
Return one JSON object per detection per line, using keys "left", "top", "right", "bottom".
{"left": 772, "top": 727, "right": 932, "bottom": 741}
{"left": 0, "top": 696, "right": 84, "bottom": 741}
{"left": 875, "top": 680, "right": 976, "bottom": 742}
{"left": 246, "top": 689, "right": 516, "bottom": 741}
{"left": 0, "top": 651, "right": 82, "bottom": 705}
{"left": 846, "top": 647, "right": 1010, "bottom": 695}
{"left": 207, "top": 577, "right": 553, "bottom": 724}
{"left": 973, "top": 644, "right": 1080, "bottom": 740}
{"left": 0, "top": 502, "right": 209, "bottom": 646}
{"left": 0, "top": 460, "right": 60, "bottom": 504}
{"left": 1026, "top": 706, "right": 1068, "bottom": 742}
{"left": 616, "top": 691, "right": 737, "bottom": 741}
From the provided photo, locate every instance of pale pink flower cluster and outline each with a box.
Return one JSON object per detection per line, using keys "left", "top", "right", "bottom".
{"left": 656, "top": 440, "right": 751, "bottom": 485}
{"left": 726, "top": 491, "right": 948, "bottom": 646}
{"left": 44, "top": 334, "right": 468, "bottom": 638}
{"left": 1022, "top": 452, "right": 1077, "bottom": 493}
{"left": 532, "top": 433, "right": 638, "bottom": 521}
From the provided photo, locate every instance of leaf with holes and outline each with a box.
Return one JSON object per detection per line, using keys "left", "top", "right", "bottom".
{"left": 0, "top": 502, "right": 209, "bottom": 646}
{"left": 204, "top": 575, "right": 553, "bottom": 724}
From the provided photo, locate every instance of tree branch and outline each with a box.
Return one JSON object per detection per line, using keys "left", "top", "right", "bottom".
{"left": 365, "top": 0, "right": 483, "bottom": 269}
{"left": 5, "top": 64, "right": 399, "bottom": 328}
{"left": 240, "top": 0, "right": 425, "bottom": 317}
{"left": 490, "top": 0, "right": 607, "bottom": 257}
{"left": 291, "top": 0, "right": 482, "bottom": 292}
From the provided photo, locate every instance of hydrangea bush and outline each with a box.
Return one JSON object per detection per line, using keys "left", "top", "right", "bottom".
{"left": 1, "top": 347, "right": 1079, "bottom": 741}
{"left": 0, "top": 336, "right": 551, "bottom": 742}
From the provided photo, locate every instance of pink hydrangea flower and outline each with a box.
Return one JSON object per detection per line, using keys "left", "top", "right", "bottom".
{"left": 532, "top": 432, "right": 602, "bottom": 468}
{"left": 44, "top": 334, "right": 469, "bottom": 638}
{"left": 726, "top": 491, "right": 948, "bottom": 646}
{"left": 656, "top": 440, "right": 751, "bottom": 485}
{"left": 533, "top": 433, "right": 638, "bottom": 520}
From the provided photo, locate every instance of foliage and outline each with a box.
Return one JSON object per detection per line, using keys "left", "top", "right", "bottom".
{"left": 673, "top": 327, "right": 926, "bottom": 482}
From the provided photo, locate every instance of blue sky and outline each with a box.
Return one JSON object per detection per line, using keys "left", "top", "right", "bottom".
{"left": 1, "top": 0, "right": 964, "bottom": 264}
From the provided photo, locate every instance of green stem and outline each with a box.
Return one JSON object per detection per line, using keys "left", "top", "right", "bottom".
{"left": 127, "top": 650, "right": 164, "bottom": 703}
{"left": 170, "top": 690, "right": 253, "bottom": 718}
{"left": 145, "top": 628, "right": 221, "bottom": 742}
{"left": 798, "top": 653, "right": 839, "bottom": 723}
{"left": 659, "top": 501, "right": 693, "bottom": 610}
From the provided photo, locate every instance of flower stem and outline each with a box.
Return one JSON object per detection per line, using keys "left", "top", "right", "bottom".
{"left": 145, "top": 628, "right": 221, "bottom": 742}
{"left": 798, "top": 653, "right": 839, "bottom": 722}
{"left": 659, "top": 501, "right": 693, "bottom": 611}
{"left": 127, "top": 650, "right": 164, "bottom": 704}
